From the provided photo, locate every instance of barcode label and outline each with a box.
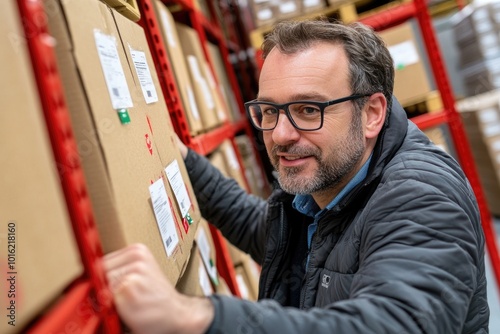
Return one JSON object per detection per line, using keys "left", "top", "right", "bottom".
{"left": 94, "top": 30, "right": 133, "bottom": 109}
{"left": 165, "top": 160, "right": 191, "bottom": 219}
{"left": 149, "top": 178, "right": 179, "bottom": 257}
{"left": 130, "top": 48, "right": 158, "bottom": 104}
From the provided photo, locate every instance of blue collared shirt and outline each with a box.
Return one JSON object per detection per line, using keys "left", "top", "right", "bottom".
{"left": 292, "top": 155, "right": 372, "bottom": 266}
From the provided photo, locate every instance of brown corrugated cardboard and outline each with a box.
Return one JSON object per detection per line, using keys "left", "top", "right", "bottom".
{"left": 176, "top": 23, "right": 222, "bottom": 130}
{"left": 0, "top": 2, "right": 82, "bottom": 332}
{"left": 457, "top": 90, "right": 500, "bottom": 216}
{"left": 153, "top": 1, "right": 204, "bottom": 135}
{"left": 47, "top": 0, "right": 199, "bottom": 284}
{"left": 378, "top": 22, "right": 432, "bottom": 107}
{"left": 176, "top": 245, "right": 214, "bottom": 297}
{"left": 219, "top": 140, "right": 250, "bottom": 192}
{"left": 235, "top": 265, "right": 258, "bottom": 301}
{"left": 206, "top": 42, "right": 241, "bottom": 122}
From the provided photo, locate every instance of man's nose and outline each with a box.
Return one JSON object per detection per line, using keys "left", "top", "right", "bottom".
{"left": 271, "top": 111, "right": 300, "bottom": 145}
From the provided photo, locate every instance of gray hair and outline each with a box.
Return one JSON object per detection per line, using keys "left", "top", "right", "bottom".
{"left": 262, "top": 19, "right": 394, "bottom": 113}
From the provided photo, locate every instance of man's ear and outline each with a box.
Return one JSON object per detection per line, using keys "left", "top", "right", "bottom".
{"left": 364, "top": 93, "right": 387, "bottom": 139}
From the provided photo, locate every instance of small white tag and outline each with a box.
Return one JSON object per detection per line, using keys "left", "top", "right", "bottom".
{"left": 196, "top": 228, "right": 218, "bottom": 283}
{"left": 236, "top": 274, "right": 249, "bottom": 299}
{"left": 388, "top": 40, "right": 419, "bottom": 69}
{"left": 225, "top": 144, "right": 240, "bottom": 170}
{"left": 130, "top": 48, "right": 159, "bottom": 104}
{"left": 187, "top": 56, "right": 215, "bottom": 110}
{"left": 159, "top": 9, "right": 176, "bottom": 48}
{"left": 478, "top": 108, "right": 499, "bottom": 124}
{"left": 94, "top": 30, "right": 133, "bottom": 109}
{"left": 186, "top": 85, "right": 201, "bottom": 121}
{"left": 165, "top": 160, "right": 191, "bottom": 218}
{"left": 149, "top": 178, "right": 179, "bottom": 257}
{"left": 198, "top": 262, "right": 214, "bottom": 296}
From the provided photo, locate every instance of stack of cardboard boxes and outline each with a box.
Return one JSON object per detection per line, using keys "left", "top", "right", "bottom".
{"left": 1, "top": 3, "right": 83, "bottom": 333}
{"left": 153, "top": 1, "right": 241, "bottom": 135}
{"left": 4, "top": 0, "right": 267, "bottom": 330}
{"left": 457, "top": 89, "right": 500, "bottom": 216}
{"left": 452, "top": 2, "right": 500, "bottom": 97}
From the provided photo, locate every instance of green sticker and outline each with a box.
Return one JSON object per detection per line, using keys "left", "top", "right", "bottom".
{"left": 117, "top": 109, "right": 130, "bottom": 124}
{"left": 186, "top": 213, "right": 194, "bottom": 225}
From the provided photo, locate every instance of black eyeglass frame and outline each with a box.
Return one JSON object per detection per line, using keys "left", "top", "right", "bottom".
{"left": 244, "top": 93, "right": 372, "bottom": 131}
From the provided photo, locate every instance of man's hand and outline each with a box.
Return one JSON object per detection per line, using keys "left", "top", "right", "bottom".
{"left": 103, "top": 244, "right": 215, "bottom": 334}
{"left": 175, "top": 133, "right": 188, "bottom": 159}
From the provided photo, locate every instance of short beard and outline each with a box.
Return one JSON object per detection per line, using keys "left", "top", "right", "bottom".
{"left": 271, "top": 112, "right": 365, "bottom": 195}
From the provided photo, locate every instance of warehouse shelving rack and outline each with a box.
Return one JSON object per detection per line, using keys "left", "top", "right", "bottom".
{"left": 356, "top": 0, "right": 500, "bottom": 299}
{"left": 17, "top": 0, "right": 121, "bottom": 332}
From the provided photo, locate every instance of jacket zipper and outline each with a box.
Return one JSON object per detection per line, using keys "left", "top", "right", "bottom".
{"left": 261, "top": 203, "right": 286, "bottom": 298}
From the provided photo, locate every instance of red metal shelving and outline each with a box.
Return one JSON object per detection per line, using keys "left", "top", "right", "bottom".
{"left": 17, "top": 0, "right": 120, "bottom": 332}
{"left": 360, "top": 0, "right": 500, "bottom": 298}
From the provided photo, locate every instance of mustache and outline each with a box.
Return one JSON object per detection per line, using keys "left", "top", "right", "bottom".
{"left": 271, "top": 144, "right": 320, "bottom": 157}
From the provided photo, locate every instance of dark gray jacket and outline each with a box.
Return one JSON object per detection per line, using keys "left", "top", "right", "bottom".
{"left": 184, "top": 98, "right": 489, "bottom": 333}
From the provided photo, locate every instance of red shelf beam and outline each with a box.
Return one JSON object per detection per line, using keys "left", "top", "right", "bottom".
{"left": 359, "top": 2, "right": 416, "bottom": 31}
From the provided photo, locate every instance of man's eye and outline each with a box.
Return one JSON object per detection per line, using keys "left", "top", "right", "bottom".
{"left": 295, "top": 105, "right": 321, "bottom": 115}
{"left": 262, "top": 107, "right": 278, "bottom": 116}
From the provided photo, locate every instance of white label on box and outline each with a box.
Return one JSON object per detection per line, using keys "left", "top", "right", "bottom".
{"left": 186, "top": 85, "right": 201, "bottom": 121}
{"left": 475, "top": 21, "right": 493, "bottom": 34}
{"left": 235, "top": 274, "right": 249, "bottom": 300}
{"left": 130, "top": 48, "right": 159, "bottom": 104}
{"left": 224, "top": 144, "right": 240, "bottom": 170}
{"left": 304, "top": 0, "right": 321, "bottom": 7}
{"left": 479, "top": 108, "right": 499, "bottom": 123}
{"left": 204, "top": 63, "right": 217, "bottom": 88}
{"left": 473, "top": 8, "right": 489, "bottom": 22}
{"left": 280, "top": 1, "right": 297, "bottom": 14}
{"left": 388, "top": 40, "right": 419, "bottom": 69}
{"left": 198, "top": 262, "right": 214, "bottom": 296}
{"left": 159, "top": 9, "right": 176, "bottom": 48}
{"left": 257, "top": 8, "right": 273, "bottom": 21}
{"left": 149, "top": 178, "right": 179, "bottom": 257}
{"left": 187, "top": 56, "right": 215, "bottom": 110}
{"left": 94, "top": 30, "right": 133, "bottom": 109}
{"left": 491, "top": 138, "right": 500, "bottom": 151}
{"left": 484, "top": 123, "right": 500, "bottom": 137}
{"left": 196, "top": 228, "right": 218, "bottom": 283}
{"left": 165, "top": 160, "right": 191, "bottom": 218}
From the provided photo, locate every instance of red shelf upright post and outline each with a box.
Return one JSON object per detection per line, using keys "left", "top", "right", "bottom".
{"left": 17, "top": 0, "right": 121, "bottom": 332}
{"left": 137, "top": 0, "right": 195, "bottom": 148}
{"left": 412, "top": 0, "right": 500, "bottom": 297}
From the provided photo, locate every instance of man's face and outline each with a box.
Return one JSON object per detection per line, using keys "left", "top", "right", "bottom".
{"left": 258, "top": 42, "right": 367, "bottom": 197}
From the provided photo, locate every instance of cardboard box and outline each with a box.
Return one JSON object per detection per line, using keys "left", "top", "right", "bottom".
{"left": 176, "top": 245, "right": 214, "bottom": 297}
{"left": 176, "top": 23, "right": 223, "bottom": 131}
{"left": 177, "top": 219, "right": 220, "bottom": 296}
{"left": 457, "top": 89, "right": 500, "bottom": 216}
{"left": 47, "top": 0, "right": 200, "bottom": 284}
{"left": 378, "top": 22, "right": 432, "bottom": 106}
{"left": 219, "top": 140, "right": 250, "bottom": 192}
{"left": 206, "top": 42, "right": 240, "bottom": 122}
{"left": 0, "top": 2, "right": 82, "bottom": 332}
{"left": 235, "top": 265, "right": 258, "bottom": 301}
{"left": 249, "top": 0, "right": 276, "bottom": 28}
{"left": 235, "top": 135, "right": 268, "bottom": 198}
{"left": 154, "top": 1, "right": 205, "bottom": 135}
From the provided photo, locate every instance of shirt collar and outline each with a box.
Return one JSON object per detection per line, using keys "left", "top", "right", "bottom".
{"left": 292, "top": 154, "right": 372, "bottom": 217}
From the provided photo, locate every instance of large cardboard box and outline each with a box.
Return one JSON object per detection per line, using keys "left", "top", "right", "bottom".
{"left": 378, "top": 22, "right": 432, "bottom": 107}
{"left": 206, "top": 42, "right": 240, "bottom": 122}
{"left": 47, "top": 0, "right": 201, "bottom": 284}
{"left": 457, "top": 89, "right": 500, "bottom": 216}
{"left": 176, "top": 23, "right": 226, "bottom": 130}
{"left": 176, "top": 219, "right": 220, "bottom": 296}
{"left": 0, "top": 2, "right": 82, "bottom": 332}
{"left": 154, "top": 1, "right": 205, "bottom": 135}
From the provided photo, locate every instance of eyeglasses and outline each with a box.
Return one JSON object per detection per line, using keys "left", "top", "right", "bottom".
{"left": 244, "top": 94, "right": 371, "bottom": 131}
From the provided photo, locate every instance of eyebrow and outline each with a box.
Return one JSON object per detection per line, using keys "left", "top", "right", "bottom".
{"left": 256, "top": 93, "right": 331, "bottom": 103}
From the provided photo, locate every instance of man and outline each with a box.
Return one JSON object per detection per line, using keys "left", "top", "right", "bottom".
{"left": 104, "top": 19, "right": 489, "bottom": 333}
